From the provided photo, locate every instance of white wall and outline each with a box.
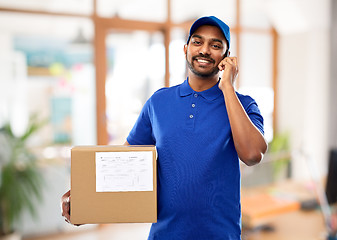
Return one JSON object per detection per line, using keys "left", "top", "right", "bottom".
{"left": 276, "top": 0, "right": 331, "bottom": 179}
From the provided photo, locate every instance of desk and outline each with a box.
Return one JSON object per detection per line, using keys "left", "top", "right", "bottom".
{"left": 242, "top": 180, "right": 328, "bottom": 240}
{"left": 243, "top": 210, "right": 326, "bottom": 240}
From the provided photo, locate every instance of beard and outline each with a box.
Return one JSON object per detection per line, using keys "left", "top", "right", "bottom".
{"left": 186, "top": 53, "right": 220, "bottom": 78}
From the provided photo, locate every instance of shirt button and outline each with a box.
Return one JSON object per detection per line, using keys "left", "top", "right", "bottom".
{"left": 194, "top": 93, "right": 198, "bottom": 98}
{"left": 189, "top": 114, "right": 194, "bottom": 119}
{"left": 192, "top": 104, "right": 196, "bottom": 108}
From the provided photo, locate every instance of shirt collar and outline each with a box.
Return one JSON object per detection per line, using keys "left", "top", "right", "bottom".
{"left": 179, "top": 78, "right": 223, "bottom": 101}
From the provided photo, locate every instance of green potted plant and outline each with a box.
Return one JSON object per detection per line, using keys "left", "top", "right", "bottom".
{"left": 0, "top": 115, "right": 45, "bottom": 240}
{"left": 268, "top": 131, "right": 291, "bottom": 181}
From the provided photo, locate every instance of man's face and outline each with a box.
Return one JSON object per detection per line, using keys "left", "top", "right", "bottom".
{"left": 184, "top": 25, "right": 228, "bottom": 78}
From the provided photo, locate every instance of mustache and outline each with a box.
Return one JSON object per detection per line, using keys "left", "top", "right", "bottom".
{"left": 192, "top": 54, "right": 215, "bottom": 63}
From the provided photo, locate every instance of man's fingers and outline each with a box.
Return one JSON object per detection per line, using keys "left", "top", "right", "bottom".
{"left": 232, "top": 57, "right": 237, "bottom": 66}
{"left": 218, "top": 61, "right": 225, "bottom": 71}
{"left": 225, "top": 57, "right": 237, "bottom": 67}
{"left": 61, "top": 190, "right": 71, "bottom": 223}
{"left": 219, "top": 57, "right": 237, "bottom": 68}
{"left": 60, "top": 190, "right": 79, "bottom": 226}
{"left": 219, "top": 58, "right": 236, "bottom": 71}
{"left": 62, "top": 201, "right": 70, "bottom": 219}
{"left": 231, "top": 57, "right": 239, "bottom": 73}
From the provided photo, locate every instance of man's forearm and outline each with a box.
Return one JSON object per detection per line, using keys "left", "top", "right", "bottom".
{"left": 222, "top": 84, "right": 267, "bottom": 166}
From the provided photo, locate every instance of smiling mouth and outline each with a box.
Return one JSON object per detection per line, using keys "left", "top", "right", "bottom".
{"left": 197, "top": 59, "right": 211, "bottom": 63}
{"left": 194, "top": 58, "right": 214, "bottom": 65}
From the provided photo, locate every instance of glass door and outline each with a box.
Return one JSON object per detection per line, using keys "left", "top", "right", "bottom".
{"left": 104, "top": 30, "right": 165, "bottom": 144}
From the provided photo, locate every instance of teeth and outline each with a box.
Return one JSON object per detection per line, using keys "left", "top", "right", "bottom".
{"left": 197, "top": 59, "right": 211, "bottom": 63}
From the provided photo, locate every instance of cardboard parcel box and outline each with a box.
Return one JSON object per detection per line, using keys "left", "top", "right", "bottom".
{"left": 70, "top": 145, "right": 157, "bottom": 224}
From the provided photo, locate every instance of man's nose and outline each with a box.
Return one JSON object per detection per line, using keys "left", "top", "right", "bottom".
{"left": 199, "top": 44, "right": 211, "bottom": 55}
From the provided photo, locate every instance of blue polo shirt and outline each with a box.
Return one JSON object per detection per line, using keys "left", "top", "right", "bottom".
{"left": 127, "top": 78, "right": 264, "bottom": 240}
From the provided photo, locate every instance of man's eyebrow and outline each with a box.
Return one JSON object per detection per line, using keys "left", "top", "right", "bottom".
{"left": 191, "top": 34, "right": 202, "bottom": 39}
{"left": 191, "top": 34, "right": 224, "bottom": 45}
{"left": 211, "top": 38, "right": 224, "bottom": 44}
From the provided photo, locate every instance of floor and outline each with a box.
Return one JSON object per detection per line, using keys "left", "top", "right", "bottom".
{"left": 23, "top": 223, "right": 152, "bottom": 240}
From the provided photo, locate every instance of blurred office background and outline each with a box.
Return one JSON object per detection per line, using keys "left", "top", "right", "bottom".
{"left": 0, "top": 0, "right": 336, "bottom": 239}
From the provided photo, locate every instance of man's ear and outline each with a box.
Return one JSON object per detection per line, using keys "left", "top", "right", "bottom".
{"left": 184, "top": 44, "right": 188, "bottom": 56}
{"left": 224, "top": 50, "right": 230, "bottom": 58}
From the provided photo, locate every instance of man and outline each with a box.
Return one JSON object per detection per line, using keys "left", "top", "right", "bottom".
{"left": 62, "top": 16, "right": 267, "bottom": 239}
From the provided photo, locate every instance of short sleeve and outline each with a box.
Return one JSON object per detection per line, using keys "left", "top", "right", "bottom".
{"left": 246, "top": 102, "right": 264, "bottom": 135}
{"left": 127, "top": 98, "right": 155, "bottom": 145}
{"left": 237, "top": 94, "right": 264, "bottom": 135}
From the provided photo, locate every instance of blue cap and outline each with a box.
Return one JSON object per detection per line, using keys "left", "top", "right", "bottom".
{"left": 187, "top": 16, "right": 230, "bottom": 49}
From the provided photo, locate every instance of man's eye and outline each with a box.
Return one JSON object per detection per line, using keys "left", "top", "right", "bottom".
{"left": 212, "top": 44, "right": 221, "bottom": 49}
{"left": 192, "top": 40, "right": 201, "bottom": 45}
